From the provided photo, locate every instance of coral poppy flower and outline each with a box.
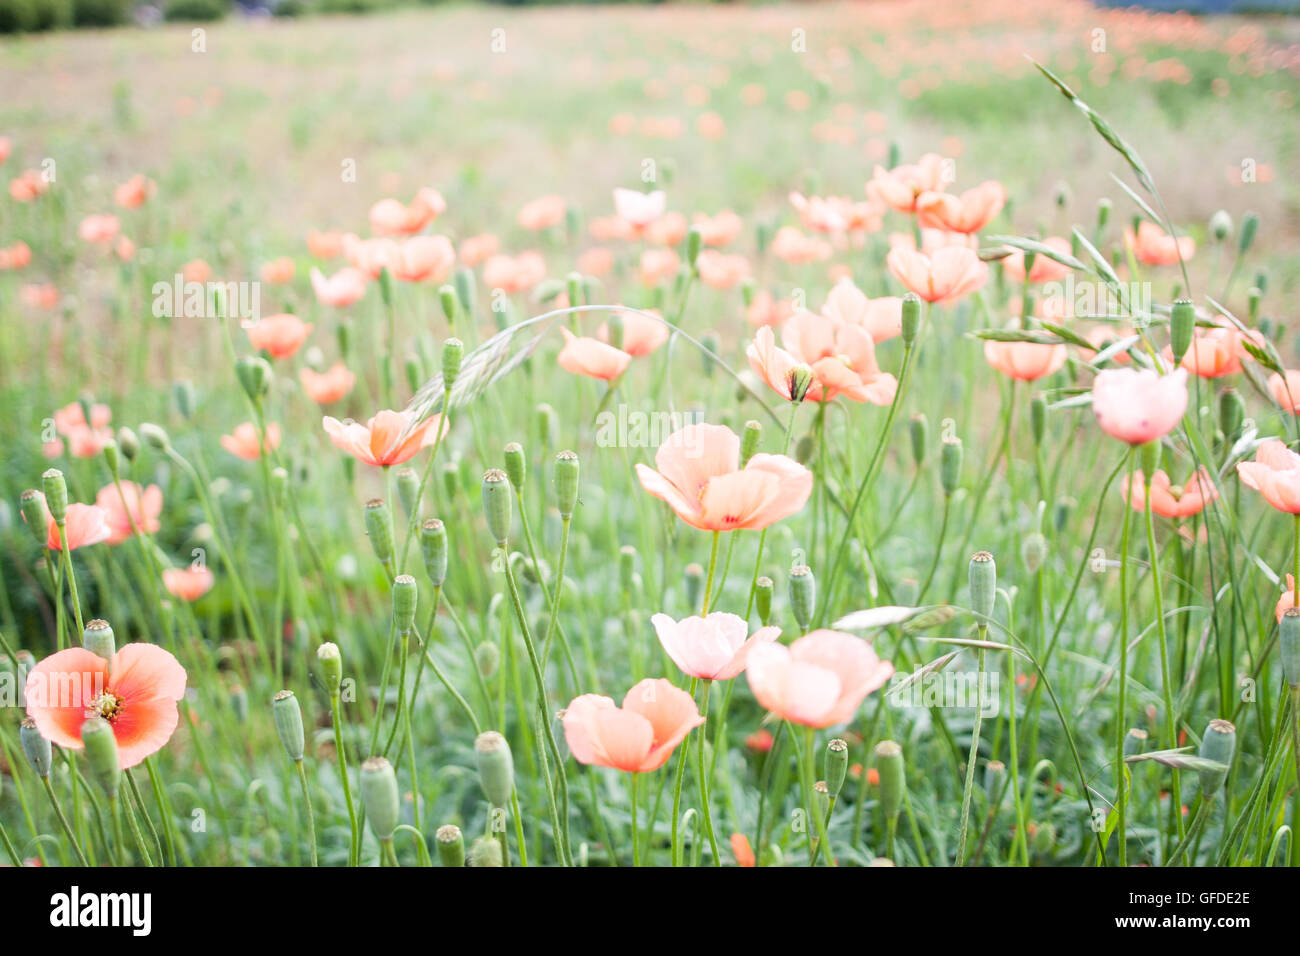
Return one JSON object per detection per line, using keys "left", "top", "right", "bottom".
{"left": 561, "top": 678, "right": 704, "bottom": 773}
{"left": 0, "top": 240, "right": 32, "bottom": 270}
{"left": 747, "top": 291, "right": 795, "bottom": 329}
{"left": 749, "top": 316, "right": 897, "bottom": 405}
{"left": 114, "top": 236, "right": 135, "bottom": 262}
{"left": 114, "top": 175, "right": 155, "bottom": 209}
{"left": 94, "top": 482, "right": 163, "bottom": 545}
{"left": 639, "top": 247, "right": 680, "bottom": 286}
{"left": 182, "top": 259, "right": 211, "bottom": 284}
{"left": 644, "top": 211, "right": 688, "bottom": 247}
{"left": 518, "top": 194, "right": 566, "bottom": 231}
{"left": 1084, "top": 325, "right": 1135, "bottom": 365}
{"left": 692, "top": 210, "right": 743, "bottom": 247}
{"left": 20, "top": 284, "right": 59, "bottom": 310}
{"left": 259, "top": 257, "right": 295, "bottom": 285}
{"left": 820, "top": 278, "right": 902, "bottom": 343}
{"left": 459, "top": 233, "right": 500, "bottom": 268}
{"left": 635, "top": 422, "right": 812, "bottom": 532}
{"left": 914, "top": 181, "right": 1003, "bottom": 235}
{"left": 23, "top": 493, "right": 112, "bottom": 551}
{"left": 613, "top": 188, "right": 666, "bottom": 230}
{"left": 983, "top": 339, "right": 1068, "bottom": 381}
{"left": 746, "top": 629, "right": 894, "bottom": 728}
{"left": 345, "top": 237, "right": 399, "bottom": 279}
{"left": 307, "top": 230, "right": 348, "bottom": 259}
{"left": 311, "top": 266, "right": 367, "bottom": 308}
{"left": 770, "top": 227, "right": 832, "bottom": 264}
{"left": 1276, "top": 575, "right": 1298, "bottom": 622}
{"left": 731, "top": 833, "right": 757, "bottom": 867}
{"left": 868, "top": 153, "right": 949, "bottom": 213}
{"left": 52, "top": 401, "right": 113, "bottom": 459}
{"left": 1000, "top": 238, "right": 1072, "bottom": 283}
{"left": 1167, "top": 326, "right": 1259, "bottom": 379}
{"left": 589, "top": 215, "right": 636, "bottom": 242}
{"left": 886, "top": 245, "right": 987, "bottom": 303}
{"left": 221, "top": 422, "right": 281, "bottom": 461}
{"left": 696, "top": 250, "right": 750, "bottom": 289}
{"left": 9, "top": 169, "right": 47, "bottom": 202}
{"left": 1270, "top": 371, "right": 1300, "bottom": 413}
{"left": 746, "top": 729, "right": 774, "bottom": 753}
{"left": 483, "top": 251, "right": 545, "bottom": 294}
{"left": 25, "top": 643, "right": 187, "bottom": 770}
{"left": 558, "top": 329, "right": 632, "bottom": 381}
{"left": 246, "top": 313, "right": 313, "bottom": 359}
{"left": 1120, "top": 468, "right": 1218, "bottom": 518}
{"left": 300, "top": 362, "right": 356, "bottom": 404}
{"left": 1237, "top": 439, "right": 1300, "bottom": 514}
{"left": 1091, "top": 367, "right": 1188, "bottom": 445}
{"left": 389, "top": 235, "right": 456, "bottom": 283}
{"left": 596, "top": 309, "right": 668, "bottom": 356}
{"left": 0, "top": 136, "right": 10, "bottom": 164}
{"left": 322, "top": 409, "right": 448, "bottom": 467}
{"left": 163, "top": 566, "right": 214, "bottom": 602}
{"left": 1126, "top": 222, "right": 1195, "bottom": 267}
{"left": 577, "top": 246, "right": 614, "bottom": 277}
{"left": 788, "top": 193, "right": 846, "bottom": 233}
{"left": 652, "top": 612, "right": 781, "bottom": 681}
{"left": 78, "top": 214, "right": 120, "bottom": 244}
{"left": 369, "top": 187, "right": 445, "bottom": 236}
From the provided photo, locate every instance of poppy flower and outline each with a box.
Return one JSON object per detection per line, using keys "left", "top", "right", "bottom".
{"left": 459, "top": 233, "right": 500, "bottom": 267}
{"left": 483, "top": 251, "right": 545, "bottom": 294}
{"left": 23, "top": 493, "right": 112, "bottom": 551}
{"left": 307, "top": 230, "right": 348, "bottom": 259}
{"left": 299, "top": 362, "right": 356, "bottom": 404}
{"left": 639, "top": 247, "right": 680, "bottom": 286}
{"left": 731, "top": 833, "right": 757, "bottom": 867}
{"left": 310, "top": 267, "right": 367, "bottom": 307}
{"left": 518, "top": 194, "right": 566, "bottom": 231}
{"left": 652, "top": 612, "right": 781, "bottom": 681}
{"left": 259, "top": 257, "right": 296, "bottom": 285}
{"left": 561, "top": 678, "right": 703, "bottom": 773}
{"left": 644, "top": 211, "right": 688, "bottom": 247}
{"left": 1000, "top": 238, "right": 1072, "bottom": 283}
{"left": 983, "top": 339, "right": 1068, "bottom": 381}
{"left": 868, "top": 153, "right": 949, "bottom": 213}
{"left": 163, "top": 566, "right": 215, "bottom": 602}
{"left": 78, "top": 214, "right": 120, "bottom": 244}
{"left": 747, "top": 291, "right": 796, "bottom": 329}
{"left": 114, "top": 175, "right": 155, "bottom": 209}
{"left": 596, "top": 309, "right": 668, "bottom": 357}
{"left": 748, "top": 315, "right": 896, "bottom": 405}
{"left": 696, "top": 250, "right": 750, "bottom": 289}
{"left": 245, "top": 313, "right": 313, "bottom": 359}
{"left": 770, "top": 227, "right": 832, "bottom": 264}
{"left": 746, "top": 629, "right": 894, "bottom": 728}
{"left": 1126, "top": 222, "right": 1195, "bottom": 267}
{"left": 322, "top": 409, "right": 448, "bottom": 467}
{"left": 1237, "top": 439, "right": 1300, "bottom": 514}
{"left": 1271, "top": 371, "right": 1300, "bottom": 413}
{"left": 389, "top": 235, "right": 456, "bottom": 283}
{"left": 95, "top": 482, "right": 163, "bottom": 545}
{"left": 9, "top": 169, "right": 47, "bottom": 202}
{"left": 182, "top": 259, "right": 212, "bottom": 284}
{"left": 886, "top": 245, "right": 987, "bottom": 303}
{"left": 1120, "top": 468, "right": 1218, "bottom": 518}
{"left": 369, "top": 188, "right": 445, "bottom": 236}
{"left": 1091, "top": 367, "right": 1188, "bottom": 445}
{"left": 221, "top": 422, "right": 281, "bottom": 461}
{"left": 612, "top": 188, "right": 666, "bottom": 230}
{"left": 915, "top": 181, "right": 1005, "bottom": 234}
{"left": 820, "top": 278, "right": 902, "bottom": 343}
{"left": 692, "top": 210, "right": 743, "bottom": 247}
{"left": 25, "top": 643, "right": 187, "bottom": 769}
{"left": 557, "top": 329, "right": 632, "bottom": 381}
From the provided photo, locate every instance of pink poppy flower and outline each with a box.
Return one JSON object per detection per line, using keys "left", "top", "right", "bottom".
{"left": 369, "top": 188, "right": 445, "bottom": 236}
{"left": 163, "top": 566, "right": 215, "bottom": 602}
{"left": 915, "top": 181, "right": 1005, "bottom": 234}
{"left": 746, "top": 629, "right": 894, "bottom": 728}
{"left": 652, "top": 612, "right": 781, "bottom": 681}
{"left": 983, "top": 339, "right": 1068, "bottom": 381}
{"left": 887, "top": 245, "right": 987, "bottom": 304}
{"left": 1237, "top": 439, "right": 1300, "bottom": 515}
{"left": 483, "top": 251, "right": 545, "bottom": 294}
{"left": 221, "top": 422, "right": 281, "bottom": 461}
{"left": 1001, "top": 238, "right": 1073, "bottom": 283}
{"left": 245, "top": 313, "right": 313, "bottom": 359}
{"left": 23, "top": 493, "right": 111, "bottom": 551}
{"left": 1126, "top": 222, "right": 1195, "bottom": 267}
{"left": 94, "top": 482, "right": 163, "bottom": 545}
{"left": 1091, "top": 367, "right": 1188, "bottom": 445}
{"left": 596, "top": 309, "right": 669, "bottom": 356}
{"left": 322, "top": 409, "right": 448, "bottom": 467}
{"left": 820, "top": 278, "right": 902, "bottom": 343}
{"left": 557, "top": 329, "right": 632, "bottom": 381}
{"left": 613, "top": 188, "right": 667, "bottom": 230}
{"left": 310, "top": 267, "right": 367, "bottom": 307}
{"left": 748, "top": 315, "right": 897, "bottom": 405}
{"left": 1120, "top": 468, "right": 1218, "bottom": 518}
{"left": 518, "top": 194, "right": 566, "bottom": 231}
{"left": 868, "top": 153, "right": 949, "bottom": 213}
{"left": 300, "top": 363, "right": 356, "bottom": 404}
{"left": 562, "top": 678, "right": 703, "bottom": 773}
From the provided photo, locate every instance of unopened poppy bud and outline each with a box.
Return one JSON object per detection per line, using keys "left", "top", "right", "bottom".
{"left": 1247, "top": 287, "right": 1261, "bottom": 324}
{"left": 1052, "top": 180, "right": 1070, "bottom": 208}
{"left": 1021, "top": 532, "right": 1047, "bottom": 574}
{"left": 395, "top": 467, "right": 419, "bottom": 518}
{"left": 174, "top": 380, "right": 197, "bottom": 421}
{"left": 138, "top": 422, "right": 170, "bottom": 451}
{"left": 686, "top": 226, "right": 703, "bottom": 269}
{"left": 1219, "top": 388, "right": 1244, "bottom": 443}
{"left": 1210, "top": 210, "right": 1232, "bottom": 243}
{"left": 619, "top": 546, "right": 637, "bottom": 592}
{"left": 1141, "top": 441, "right": 1163, "bottom": 482}
{"left": 469, "top": 835, "right": 503, "bottom": 867}
{"left": 455, "top": 267, "right": 477, "bottom": 317}
{"left": 983, "top": 760, "right": 1006, "bottom": 801}
{"left": 270, "top": 466, "right": 289, "bottom": 508}
{"left": 420, "top": 518, "right": 448, "bottom": 587}
{"left": 940, "top": 436, "right": 962, "bottom": 496}
{"left": 536, "top": 403, "right": 558, "bottom": 447}
{"left": 117, "top": 426, "right": 140, "bottom": 461}
{"left": 875, "top": 740, "right": 905, "bottom": 823}
{"left": 504, "top": 443, "right": 526, "bottom": 490}
{"left": 794, "top": 434, "right": 814, "bottom": 465}
{"left": 909, "top": 413, "right": 927, "bottom": 466}
{"left": 364, "top": 499, "right": 394, "bottom": 566}
{"left": 554, "top": 450, "right": 580, "bottom": 519}
{"left": 361, "top": 756, "right": 400, "bottom": 840}
{"left": 684, "top": 563, "right": 705, "bottom": 610}
{"left": 393, "top": 574, "right": 418, "bottom": 634}
{"left": 1032, "top": 821, "right": 1057, "bottom": 855}
{"left": 1096, "top": 197, "right": 1112, "bottom": 232}
{"left": 230, "top": 684, "right": 248, "bottom": 723}
{"left": 900, "top": 293, "right": 921, "bottom": 346}
{"left": 1124, "top": 727, "right": 1148, "bottom": 757}
{"left": 475, "top": 731, "right": 515, "bottom": 807}
{"left": 102, "top": 439, "right": 120, "bottom": 476}
{"left": 19, "top": 490, "right": 45, "bottom": 545}
{"left": 439, "top": 285, "right": 458, "bottom": 325}
{"left": 336, "top": 319, "right": 352, "bottom": 359}
{"left": 1030, "top": 395, "right": 1046, "bottom": 446}
{"left": 20, "top": 718, "right": 51, "bottom": 778}
{"left": 741, "top": 420, "right": 762, "bottom": 465}
{"left": 82, "top": 717, "right": 120, "bottom": 798}
{"left": 1021, "top": 250, "right": 1038, "bottom": 280}
{"left": 787, "top": 363, "right": 815, "bottom": 404}
{"left": 272, "top": 690, "right": 305, "bottom": 762}
{"left": 1169, "top": 299, "right": 1194, "bottom": 366}
{"left": 1237, "top": 212, "right": 1259, "bottom": 255}
{"left": 740, "top": 276, "right": 756, "bottom": 308}
{"left": 789, "top": 564, "right": 815, "bottom": 632}
{"left": 442, "top": 337, "right": 464, "bottom": 388}
{"left": 317, "top": 642, "right": 342, "bottom": 693}
{"left": 1281, "top": 608, "right": 1300, "bottom": 688}
{"left": 755, "top": 576, "right": 774, "bottom": 625}
{"left": 475, "top": 641, "right": 500, "bottom": 679}
{"left": 42, "top": 469, "right": 67, "bottom": 523}
{"left": 436, "top": 824, "right": 465, "bottom": 867}
{"left": 1197, "top": 719, "right": 1236, "bottom": 795}
{"left": 565, "top": 271, "right": 583, "bottom": 309}
{"left": 83, "top": 619, "right": 115, "bottom": 660}
{"left": 235, "top": 355, "right": 272, "bottom": 402}
{"left": 377, "top": 265, "right": 394, "bottom": 308}
{"left": 441, "top": 461, "right": 458, "bottom": 499}
{"left": 825, "top": 738, "right": 848, "bottom": 797}
{"left": 482, "top": 470, "right": 513, "bottom": 544}
{"left": 969, "top": 551, "right": 996, "bottom": 622}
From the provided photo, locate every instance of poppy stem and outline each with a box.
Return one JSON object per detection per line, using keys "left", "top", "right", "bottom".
{"left": 328, "top": 686, "right": 360, "bottom": 867}
{"left": 1115, "top": 446, "right": 1136, "bottom": 867}
{"left": 40, "top": 776, "right": 89, "bottom": 866}
{"left": 954, "top": 642, "right": 986, "bottom": 866}
{"left": 295, "top": 759, "right": 318, "bottom": 867}
{"left": 1144, "top": 453, "right": 1181, "bottom": 849}
{"left": 56, "top": 526, "right": 85, "bottom": 636}
{"left": 629, "top": 770, "right": 639, "bottom": 867}
{"left": 694, "top": 680, "right": 720, "bottom": 865}
{"left": 701, "top": 531, "right": 721, "bottom": 616}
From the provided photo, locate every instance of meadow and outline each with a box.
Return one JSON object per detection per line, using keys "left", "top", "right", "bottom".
{"left": 1, "top": 0, "right": 1300, "bottom": 868}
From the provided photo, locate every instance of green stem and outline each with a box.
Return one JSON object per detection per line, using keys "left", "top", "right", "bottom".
{"left": 295, "top": 760, "right": 318, "bottom": 867}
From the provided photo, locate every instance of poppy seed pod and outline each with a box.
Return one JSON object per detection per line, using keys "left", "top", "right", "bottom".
{"left": 174, "top": 380, "right": 197, "bottom": 421}
{"left": 1237, "top": 212, "right": 1258, "bottom": 255}
{"left": 755, "top": 576, "right": 774, "bottom": 626}
{"left": 813, "top": 780, "right": 831, "bottom": 823}
{"left": 504, "top": 443, "right": 526, "bottom": 490}
{"left": 566, "top": 272, "right": 583, "bottom": 309}
{"left": 377, "top": 266, "right": 394, "bottom": 308}
{"left": 481, "top": 470, "right": 513, "bottom": 544}
{"left": 701, "top": 332, "right": 721, "bottom": 378}
{"left": 420, "top": 518, "right": 448, "bottom": 587}
{"left": 436, "top": 824, "right": 465, "bottom": 867}
{"left": 404, "top": 356, "right": 422, "bottom": 395}
{"left": 1096, "top": 197, "right": 1112, "bottom": 232}
{"left": 825, "top": 738, "right": 848, "bottom": 797}
{"left": 393, "top": 574, "right": 418, "bottom": 634}
{"left": 364, "top": 499, "right": 395, "bottom": 566}
{"left": 1247, "top": 287, "right": 1261, "bottom": 324}
{"left": 474, "top": 731, "right": 515, "bottom": 807}
{"left": 41, "top": 469, "right": 67, "bottom": 524}
{"left": 469, "top": 835, "right": 504, "bottom": 867}
{"left": 361, "top": 757, "right": 400, "bottom": 841}
{"left": 968, "top": 551, "right": 996, "bottom": 622}
{"left": 138, "top": 422, "right": 171, "bottom": 452}
{"left": 789, "top": 564, "right": 815, "bottom": 632}
{"left": 1197, "top": 719, "right": 1236, "bottom": 795}
{"left": 19, "top": 490, "right": 45, "bottom": 545}
{"left": 317, "top": 642, "right": 342, "bottom": 694}
{"left": 940, "top": 436, "right": 962, "bottom": 496}
{"left": 741, "top": 420, "right": 762, "bottom": 466}
{"left": 395, "top": 467, "right": 419, "bottom": 518}
{"left": 1032, "top": 822, "right": 1057, "bottom": 855}
{"left": 684, "top": 563, "right": 705, "bottom": 611}
{"left": 102, "top": 439, "right": 120, "bottom": 476}
{"left": 454, "top": 267, "right": 477, "bottom": 317}
{"left": 875, "top": 739, "right": 905, "bottom": 824}
{"left": 442, "top": 337, "right": 464, "bottom": 389}
{"left": 272, "top": 690, "right": 305, "bottom": 762}
{"left": 1209, "top": 209, "right": 1232, "bottom": 243}
{"left": 475, "top": 641, "right": 500, "bottom": 680}
{"left": 686, "top": 226, "right": 703, "bottom": 270}
{"left": 1030, "top": 395, "right": 1046, "bottom": 447}
{"left": 909, "top": 413, "right": 927, "bottom": 466}
{"left": 787, "top": 364, "right": 815, "bottom": 404}
{"left": 554, "top": 450, "right": 580, "bottom": 519}
{"left": 794, "top": 434, "right": 814, "bottom": 465}
{"left": 535, "top": 403, "right": 558, "bottom": 448}
{"left": 441, "top": 461, "right": 459, "bottom": 500}
{"left": 1219, "top": 388, "right": 1244, "bottom": 444}
{"left": 83, "top": 619, "right": 116, "bottom": 661}
{"left": 20, "top": 718, "right": 52, "bottom": 778}
{"left": 1140, "top": 440, "right": 1161, "bottom": 481}
{"left": 235, "top": 355, "right": 272, "bottom": 402}
{"left": 82, "top": 717, "right": 121, "bottom": 798}
{"left": 1169, "top": 299, "right": 1195, "bottom": 367}
{"left": 117, "top": 427, "right": 140, "bottom": 461}
{"left": 900, "top": 292, "right": 921, "bottom": 347}
{"left": 1281, "top": 608, "right": 1300, "bottom": 688}
{"left": 1021, "top": 532, "right": 1047, "bottom": 574}
{"left": 439, "top": 285, "right": 458, "bottom": 324}
{"left": 1124, "top": 727, "right": 1148, "bottom": 757}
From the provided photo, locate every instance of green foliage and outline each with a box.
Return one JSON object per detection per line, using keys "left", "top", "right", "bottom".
{"left": 0, "top": 0, "right": 37, "bottom": 33}
{"left": 70, "top": 0, "right": 127, "bottom": 26}
{"left": 164, "top": 0, "right": 229, "bottom": 21}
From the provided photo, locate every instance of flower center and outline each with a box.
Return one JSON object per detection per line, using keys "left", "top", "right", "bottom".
{"left": 89, "top": 692, "right": 123, "bottom": 722}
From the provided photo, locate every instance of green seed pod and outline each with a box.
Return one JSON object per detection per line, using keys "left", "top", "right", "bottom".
{"left": 393, "top": 574, "right": 418, "bottom": 634}
{"left": 364, "top": 498, "right": 395, "bottom": 566}
{"left": 19, "top": 489, "right": 46, "bottom": 545}
{"left": 1030, "top": 394, "right": 1046, "bottom": 446}
{"left": 875, "top": 740, "right": 905, "bottom": 824}
{"left": 504, "top": 442, "right": 526, "bottom": 490}
{"left": 825, "top": 738, "right": 848, "bottom": 797}
{"left": 272, "top": 690, "right": 305, "bottom": 762}
{"left": 1021, "top": 532, "right": 1047, "bottom": 574}
{"left": 1280, "top": 608, "right": 1300, "bottom": 688}
{"left": 1219, "top": 388, "right": 1244, "bottom": 443}
{"left": 1124, "top": 727, "right": 1148, "bottom": 757}
{"left": 1032, "top": 821, "right": 1057, "bottom": 855}
{"left": 138, "top": 422, "right": 170, "bottom": 452}
{"left": 377, "top": 266, "right": 394, "bottom": 308}
{"left": 684, "top": 563, "right": 705, "bottom": 612}
{"left": 1053, "top": 497, "right": 1073, "bottom": 533}
{"left": 686, "top": 226, "right": 703, "bottom": 270}
{"left": 481, "top": 469, "right": 513, "bottom": 544}
{"left": 474, "top": 731, "right": 515, "bottom": 807}
{"left": 788, "top": 364, "right": 815, "bottom": 404}
{"left": 1096, "top": 197, "right": 1112, "bottom": 233}
{"left": 436, "top": 824, "right": 465, "bottom": 867}
{"left": 755, "top": 576, "right": 774, "bottom": 626}
{"left": 909, "top": 413, "right": 927, "bottom": 466}
{"left": 983, "top": 760, "right": 1006, "bottom": 802}
{"left": 116, "top": 426, "right": 140, "bottom": 462}
{"left": 83, "top": 619, "right": 116, "bottom": 661}
{"left": 554, "top": 450, "right": 580, "bottom": 519}
{"left": 336, "top": 319, "right": 352, "bottom": 360}
{"left": 173, "top": 380, "right": 197, "bottom": 421}
{"left": 395, "top": 467, "right": 419, "bottom": 518}
{"left": 20, "top": 718, "right": 52, "bottom": 778}
{"left": 235, "top": 355, "right": 272, "bottom": 402}
{"left": 1247, "top": 287, "right": 1261, "bottom": 324}
{"left": 740, "top": 276, "right": 756, "bottom": 308}
{"left": 361, "top": 756, "right": 400, "bottom": 841}
{"left": 535, "top": 403, "right": 558, "bottom": 448}
{"left": 741, "top": 420, "right": 762, "bottom": 466}
{"left": 404, "top": 356, "right": 422, "bottom": 395}
{"left": 900, "top": 292, "right": 921, "bottom": 347}
{"left": 940, "top": 436, "right": 963, "bottom": 496}
{"left": 813, "top": 780, "right": 831, "bottom": 825}
{"left": 1210, "top": 210, "right": 1232, "bottom": 243}
{"left": 269, "top": 466, "right": 289, "bottom": 508}
{"left": 82, "top": 717, "right": 121, "bottom": 798}
{"left": 420, "top": 518, "right": 448, "bottom": 587}
{"left": 439, "top": 285, "right": 459, "bottom": 325}
{"left": 789, "top": 564, "right": 815, "bottom": 632}
{"left": 41, "top": 469, "right": 67, "bottom": 524}
{"left": 1197, "top": 719, "right": 1236, "bottom": 795}
{"left": 230, "top": 684, "right": 248, "bottom": 724}
{"left": 441, "top": 462, "right": 459, "bottom": 500}
{"left": 1237, "top": 212, "right": 1258, "bottom": 255}
{"left": 475, "top": 641, "right": 500, "bottom": 680}
{"left": 968, "top": 551, "right": 996, "bottom": 622}
{"left": 102, "top": 439, "right": 120, "bottom": 477}
{"left": 442, "top": 337, "right": 464, "bottom": 389}
{"left": 317, "top": 642, "right": 342, "bottom": 694}
{"left": 1169, "top": 298, "right": 1195, "bottom": 366}
{"left": 454, "top": 267, "right": 477, "bottom": 317}
{"left": 1140, "top": 440, "right": 1161, "bottom": 480}
{"left": 794, "top": 434, "right": 814, "bottom": 465}
{"left": 469, "top": 835, "right": 503, "bottom": 867}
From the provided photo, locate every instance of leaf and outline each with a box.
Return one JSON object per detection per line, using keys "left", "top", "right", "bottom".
{"left": 885, "top": 651, "right": 959, "bottom": 698}
{"left": 1048, "top": 392, "right": 1094, "bottom": 411}
{"left": 970, "top": 329, "right": 1065, "bottom": 345}
{"left": 916, "top": 636, "right": 1030, "bottom": 659}
{"left": 1071, "top": 228, "right": 1123, "bottom": 291}
{"left": 1091, "top": 335, "right": 1141, "bottom": 367}
{"left": 1109, "top": 173, "right": 1161, "bottom": 224}
{"left": 833, "top": 605, "right": 918, "bottom": 631}
{"left": 1124, "top": 749, "right": 1227, "bottom": 775}
{"left": 985, "top": 234, "right": 1088, "bottom": 273}
{"left": 1038, "top": 321, "right": 1096, "bottom": 351}
{"left": 903, "top": 605, "right": 958, "bottom": 633}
